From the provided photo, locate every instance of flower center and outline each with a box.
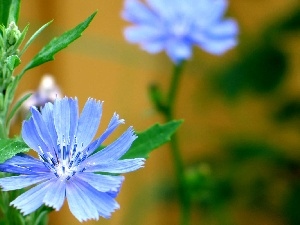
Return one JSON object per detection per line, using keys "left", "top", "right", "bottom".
{"left": 38, "top": 137, "right": 88, "bottom": 180}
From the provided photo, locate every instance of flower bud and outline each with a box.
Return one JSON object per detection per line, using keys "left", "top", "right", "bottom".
{"left": 5, "top": 22, "right": 21, "bottom": 47}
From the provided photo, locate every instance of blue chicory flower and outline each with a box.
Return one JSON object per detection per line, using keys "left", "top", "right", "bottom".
{"left": 122, "top": 0, "right": 239, "bottom": 63}
{"left": 0, "top": 97, "right": 144, "bottom": 222}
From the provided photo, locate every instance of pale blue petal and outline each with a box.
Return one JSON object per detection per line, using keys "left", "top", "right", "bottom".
{"left": 84, "top": 158, "right": 144, "bottom": 173}
{"left": 72, "top": 177, "right": 119, "bottom": 218}
{"left": 141, "top": 40, "right": 165, "bottom": 53}
{"left": 124, "top": 25, "right": 164, "bottom": 44}
{"left": 166, "top": 39, "right": 192, "bottom": 63}
{"left": 122, "top": 0, "right": 238, "bottom": 58}
{"left": 53, "top": 97, "right": 70, "bottom": 146}
{"left": 76, "top": 172, "right": 124, "bottom": 192}
{"left": 106, "top": 189, "right": 121, "bottom": 198}
{"left": 0, "top": 153, "right": 48, "bottom": 175}
{"left": 11, "top": 179, "right": 56, "bottom": 215}
{"left": 22, "top": 118, "right": 48, "bottom": 155}
{"left": 68, "top": 98, "right": 79, "bottom": 149}
{"left": 0, "top": 164, "right": 35, "bottom": 174}
{"left": 66, "top": 181, "right": 99, "bottom": 222}
{"left": 43, "top": 179, "right": 66, "bottom": 211}
{"left": 198, "top": 35, "right": 237, "bottom": 55}
{"left": 0, "top": 162, "right": 48, "bottom": 175}
{"left": 76, "top": 99, "right": 102, "bottom": 151}
{"left": 207, "top": 19, "right": 239, "bottom": 37}
{"left": 192, "top": 19, "right": 238, "bottom": 55}
{"left": 205, "top": 0, "right": 228, "bottom": 24}
{"left": 97, "top": 113, "right": 124, "bottom": 145}
{"left": 84, "top": 127, "right": 137, "bottom": 165}
{"left": 146, "top": 0, "right": 173, "bottom": 18}
{"left": 41, "top": 102, "right": 58, "bottom": 152}
{"left": 122, "top": 0, "right": 157, "bottom": 24}
{"left": 0, "top": 173, "right": 53, "bottom": 191}
{"left": 87, "top": 113, "right": 124, "bottom": 155}
{"left": 30, "top": 107, "right": 56, "bottom": 156}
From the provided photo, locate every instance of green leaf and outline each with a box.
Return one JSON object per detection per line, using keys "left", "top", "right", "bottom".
{"left": 0, "top": 0, "right": 20, "bottom": 26}
{"left": 6, "top": 92, "right": 31, "bottom": 132}
{"left": 0, "top": 138, "right": 30, "bottom": 163}
{"left": 23, "top": 11, "right": 97, "bottom": 71}
{"left": 19, "top": 21, "right": 52, "bottom": 57}
{"left": 12, "top": 23, "right": 29, "bottom": 55}
{"left": 122, "top": 120, "right": 183, "bottom": 159}
{"left": 7, "top": 0, "right": 20, "bottom": 25}
{"left": 6, "top": 55, "right": 21, "bottom": 70}
{"left": 0, "top": 0, "right": 11, "bottom": 26}
{"left": 0, "top": 0, "right": 20, "bottom": 27}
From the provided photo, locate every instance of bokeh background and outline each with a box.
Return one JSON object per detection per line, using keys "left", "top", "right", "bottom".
{"left": 11, "top": 0, "right": 300, "bottom": 224}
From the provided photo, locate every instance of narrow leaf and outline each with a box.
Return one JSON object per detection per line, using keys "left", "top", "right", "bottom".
{"left": 11, "top": 23, "right": 29, "bottom": 55}
{"left": 0, "top": 138, "right": 30, "bottom": 163}
{"left": 6, "top": 92, "right": 32, "bottom": 131}
{"left": 122, "top": 120, "right": 183, "bottom": 159}
{"left": 7, "top": 0, "right": 20, "bottom": 25}
{"left": 19, "top": 21, "right": 52, "bottom": 57}
{"left": 24, "top": 11, "right": 97, "bottom": 71}
{"left": 0, "top": 0, "right": 11, "bottom": 26}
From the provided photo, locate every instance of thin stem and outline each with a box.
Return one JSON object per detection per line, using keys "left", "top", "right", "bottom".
{"left": 0, "top": 118, "right": 7, "bottom": 139}
{"left": 166, "top": 61, "right": 185, "bottom": 119}
{"left": 162, "top": 61, "right": 190, "bottom": 225}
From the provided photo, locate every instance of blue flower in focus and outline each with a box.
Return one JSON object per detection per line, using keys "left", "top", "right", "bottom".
{"left": 122, "top": 0, "right": 239, "bottom": 63}
{"left": 0, "top": 97, "right": 144, "bottom": 222}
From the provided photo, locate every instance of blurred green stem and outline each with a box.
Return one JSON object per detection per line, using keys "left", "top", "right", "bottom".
{"left": 151, "top": 61, "right": 190, "bottom": 225}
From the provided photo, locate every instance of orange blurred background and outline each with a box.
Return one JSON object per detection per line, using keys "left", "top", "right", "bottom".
{"left": 11, "top": 0, "right": 300, "bottom": 224}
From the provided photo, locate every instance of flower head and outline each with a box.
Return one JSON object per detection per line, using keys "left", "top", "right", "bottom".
{"left": 21, "top": 74, "right": 62, "bottom": 118}
{"left": 122, "top": 0, "right": 239, "bottom": 63}
{"left": 0, "top": 97, "right": 144, "bottom": 222}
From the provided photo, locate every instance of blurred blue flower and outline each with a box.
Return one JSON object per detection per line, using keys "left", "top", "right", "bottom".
{"left": 122, "top": 0, "right": 239, "bottom": 63}
{"left": 20, "top": 74, "right": 62, "bottom": 118}
{"left": 0, "top": 97, "right": 144, "bottom": 222}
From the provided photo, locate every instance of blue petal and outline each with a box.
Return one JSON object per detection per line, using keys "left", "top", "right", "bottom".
{"left": 83, "top": 127, "right": 137, "bottom": 165}
{"left": 84, "top": 158, "right": 144, "bottom": 173}
{"left": 66, "top": 180, "right": 100, "bottom": 221}
{"left": 30, "top": 107, "right": 56, "bottom": 157}
{"left": 0, "top": 154, "right": 49, "bottom": 175}
{"left": 76, "top": 98, "right": 102, "bottom": 151}
{"left": 205, "top": 0, "right": 228, "bottom": 24}
{"left": 70, "top": 177, "right": 119, "bottom": 219}
{"left": 53, "top": 97, "right": 71, "bottom": 146}
{"left": 165, "top": 39, "right": 192, "bottom": 63}
{"left": 68, "top": 98, "right": 79, "bottom": 149}
{"left": 41, "top": 103, "right": 58, "bottom": 152}
{"left": 11, "top": 179, "right": 56, "bottom": 215}
{"left": 0, "top": 173, "right": 53, "bottom": 191}
{"left": 122, "top": 0, "right": 157, "bottom": 24}
{"left": 192, "top": 20, "right": 238, "bottom": 55}
{"left": 87, "top": 113, "right": 124, "bottom": 155}
{"left": 146, "top": 0, "right": 173, "bottom": 18}
{"left": 76, "top": 172, "right": 124, "bottom": 192}
{"left": 43, "top": 179, "right": 66, "bottom": 210}
{"left": 207, "top": 19, "right": 239, "bottom": 38}
{"left": 141, "top": 40, "right": 165, "bottom": 54}
{"left": 197, "top": 34, "right": 238, "bottom": 55}
{"left": 22, "top": 118, "right": 49, "bottom": 155}
{"left": 124, "top": 25, "right": 163, "bottom": 44}
{"left": 106, "top": 189, "right": 121, "bottom": 198}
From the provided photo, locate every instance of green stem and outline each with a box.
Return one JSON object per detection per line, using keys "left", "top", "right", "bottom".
{"left": 162, "top": 61, "right": 190, "bottom": 225}
{"left": 0, "top": 118, "right": 7, "bottom": 139}
{"left": 166, "top": 61, "right": 185, "bottom": 119}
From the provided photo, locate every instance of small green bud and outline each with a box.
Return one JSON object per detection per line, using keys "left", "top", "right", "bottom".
{"left": 5, "top": 22, "right": 21, "bottom": 47}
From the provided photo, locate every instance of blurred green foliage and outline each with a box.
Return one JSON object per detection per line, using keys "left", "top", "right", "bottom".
{"left": 160, "top": 4, "right": 300, "bottom": 225}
